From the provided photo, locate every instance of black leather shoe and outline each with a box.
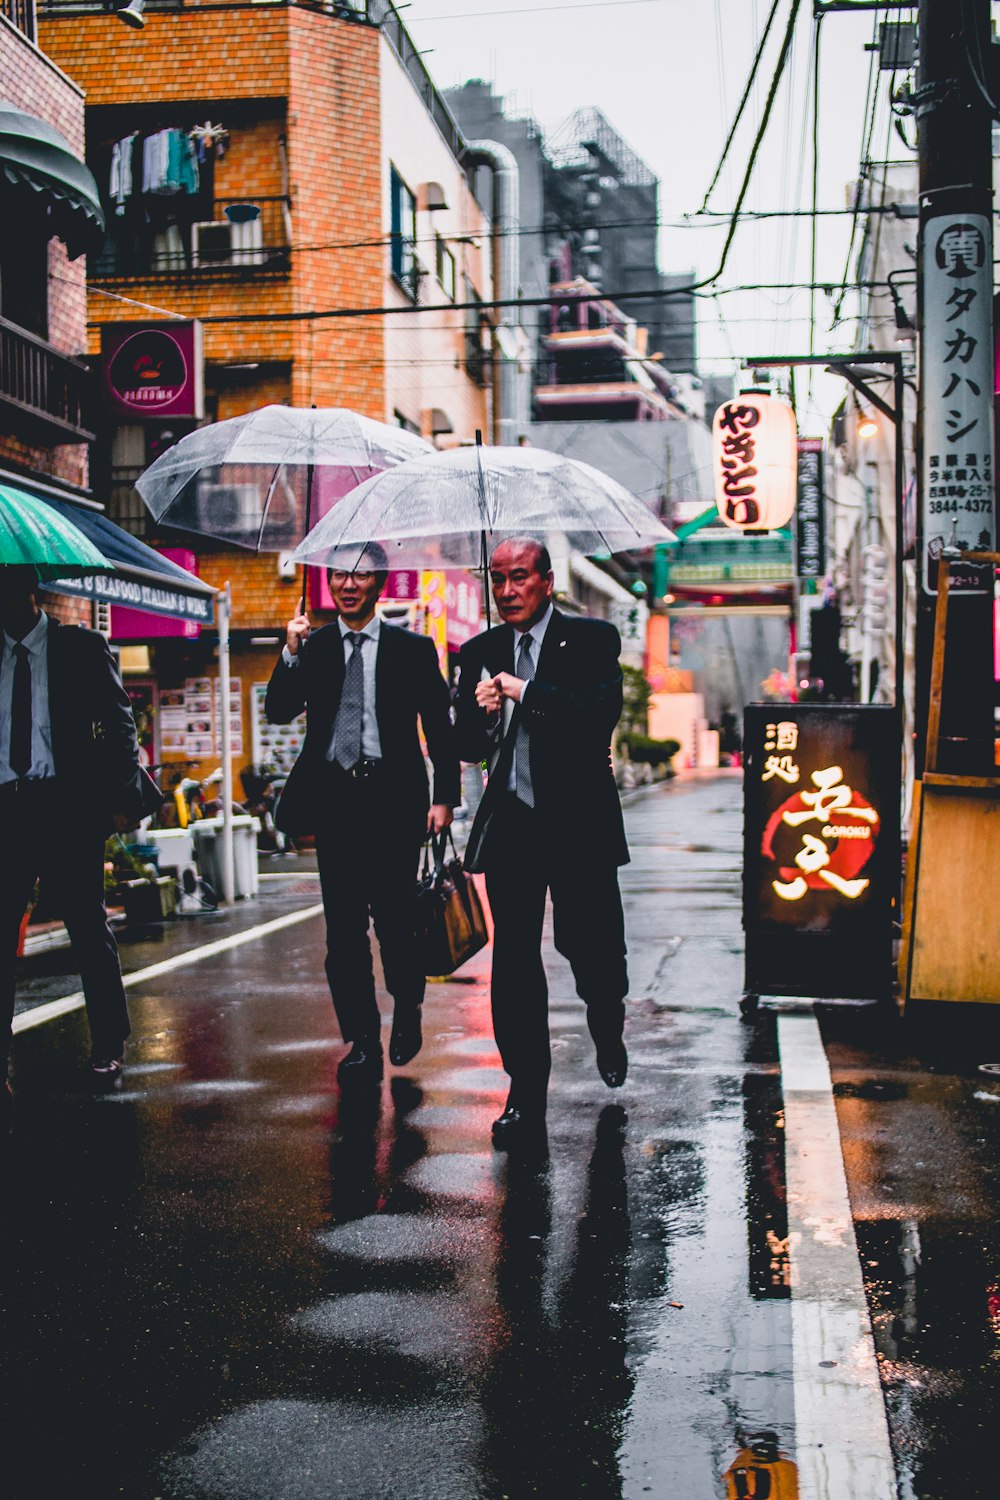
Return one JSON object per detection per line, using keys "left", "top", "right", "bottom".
{"left": 596, "top": 1038, "right": 628, "bottom": 1088}
{"left": 337, "top": 1041, "right": 383, "bottom": 1085}
{"left": 389, "top": 1007, "right": 422, "bottom": 1067}
{"left": 492, "top": 1098, "right": 547, "bottom": 1151}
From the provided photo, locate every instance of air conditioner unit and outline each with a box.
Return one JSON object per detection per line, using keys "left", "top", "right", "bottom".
{"left": 192, "top": 221, "right": 234, "bottom": 267}
{"left": 197, "top": 483, "right": 262, "bottom": 539}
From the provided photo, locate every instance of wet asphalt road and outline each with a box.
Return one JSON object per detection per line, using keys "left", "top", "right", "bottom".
{"left": 3, "top": 775, "right": 798, "bottom": 1499}
{"left": 8, "top": 773, "right": 998, "bottom": 1497}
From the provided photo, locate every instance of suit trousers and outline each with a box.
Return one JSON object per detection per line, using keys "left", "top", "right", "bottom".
{"left": 484, "top": 793, "right": 628, "bottom": 1102}
{"left": 314, "top": 764, "right": 425, "bottom": 1046}
{"left": 0, "top": 780, "right": 130, "bottom": 1060}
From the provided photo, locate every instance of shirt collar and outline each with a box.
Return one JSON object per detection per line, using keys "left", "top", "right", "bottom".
{"left": 515, "top": 601, "right": 554, "bottom": 653}
{"left": 338, "top": 614, "right": 381, "bottom": 645}
{"left": 4, "top": 610, "right": 48, "bottom": 657}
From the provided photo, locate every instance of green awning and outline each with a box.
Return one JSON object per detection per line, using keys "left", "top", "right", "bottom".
{"left": 0, "top": 104, "right": 104, "bottom": 259}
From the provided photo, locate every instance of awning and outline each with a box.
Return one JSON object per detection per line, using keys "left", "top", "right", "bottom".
{"left": 39, "top": 495, "right": 217, "bottom": 624}
{"left": 0, "top": 104, "right": 104, "bottom": 259}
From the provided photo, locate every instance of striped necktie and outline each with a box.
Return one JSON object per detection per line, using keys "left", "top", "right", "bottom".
{"left": 332, "top": 634, "right": 364, "bottom": 769}
{"left": 513, "top": 633, "right": 535, "bottom": 807}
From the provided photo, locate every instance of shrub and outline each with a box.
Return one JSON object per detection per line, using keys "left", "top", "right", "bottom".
{"left": 621, "top": 735, "right": 680, "bottom": 766}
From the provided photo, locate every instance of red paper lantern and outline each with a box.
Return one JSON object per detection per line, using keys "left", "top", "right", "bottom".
{"left": 712, "top": 393, "right": 798, "bottom": 531}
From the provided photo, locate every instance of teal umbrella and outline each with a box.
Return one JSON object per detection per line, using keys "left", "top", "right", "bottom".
{"left": 0, "top": 485, "right": 113, "bottom": 577}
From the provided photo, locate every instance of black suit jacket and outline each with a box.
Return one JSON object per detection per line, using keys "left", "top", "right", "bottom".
{"left": 265, "top": 621, "right": 459, "bottom": 838}
{"left": 455, "top": 609, "right": 629, "bottom": 871}
{"left": 44, "top": 620, "right": 161, "bottom": 826}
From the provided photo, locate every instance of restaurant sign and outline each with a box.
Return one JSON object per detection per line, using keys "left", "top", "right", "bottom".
{"left": 742, "top": 703, "right": 899, "bottom": 1002}
{"left": 50, "top": 569, "right": 214, "bottom": 623}
{"left": 102, "top": 320, "right": 205, "bottom": 420}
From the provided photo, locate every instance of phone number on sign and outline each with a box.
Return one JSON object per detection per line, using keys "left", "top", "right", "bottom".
{"left": 929, "top": 498, "right": 994, "bottom": 514}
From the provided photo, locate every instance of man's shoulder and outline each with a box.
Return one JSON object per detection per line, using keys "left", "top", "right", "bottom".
{"left": 459, "top": 624, "right": 508, "bottom": 662}
{"left": 553, "top": 612, "right": 620, "bottom": 648}
{"left": 48, "top": 621, "right": 108, "bottom": 658}
{"left": 381, "top": 622, "right": 436, "bottom": 656}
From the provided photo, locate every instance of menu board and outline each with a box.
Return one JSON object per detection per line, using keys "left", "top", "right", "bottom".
{"left": 251, "top": 682, "right": 304, "bottom": 774}
{"left": 158, "top": 677, "right": 243, "bottom": 760}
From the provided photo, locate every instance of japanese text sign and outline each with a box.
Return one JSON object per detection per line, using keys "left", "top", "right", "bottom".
{"left": 743, "top": 703, "right": 900, "bottom": 1002}
{"left": 712, "top": 393, "right": 798, "bottom": 531}
{"left": 921, "top": 214, "right": 995, "bottom": 594}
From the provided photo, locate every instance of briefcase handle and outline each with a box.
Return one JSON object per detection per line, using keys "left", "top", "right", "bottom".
{"left": 421, "top": 826, "right": 460, "bottom": 882}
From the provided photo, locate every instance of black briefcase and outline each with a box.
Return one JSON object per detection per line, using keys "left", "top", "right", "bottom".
{"left": 414, "top": 829, "right": 489, "bottom": 977}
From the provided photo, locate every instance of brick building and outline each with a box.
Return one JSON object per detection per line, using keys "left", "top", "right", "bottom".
{"left": 38, "top": 0, "right": 492, "bottom": 786}
{"left": 0, "top": 0, "right": 103, "bottom": 626}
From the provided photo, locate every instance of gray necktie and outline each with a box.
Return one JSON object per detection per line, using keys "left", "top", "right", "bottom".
{"left": 332, "top": 635, "right": 364, "bottom": 769}
{"left": 513, "top": 633, "right": 535, "bottom": 807}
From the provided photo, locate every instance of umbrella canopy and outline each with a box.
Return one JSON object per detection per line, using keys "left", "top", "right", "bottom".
{"left": 0, "top": 486, "right": 113, "bottom": 577}
{"left": 135, "top": 405, "right": 433, "bottom": 553}
{"left": 289, "top": 444, "right": 677, "bottom": 572}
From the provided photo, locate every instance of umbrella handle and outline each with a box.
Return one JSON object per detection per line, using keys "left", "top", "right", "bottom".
{"left": 300, "top": 459, "right": 315, "bottom": 615}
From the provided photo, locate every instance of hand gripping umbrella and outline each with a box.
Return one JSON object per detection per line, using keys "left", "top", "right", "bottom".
{"left": 0, "top": 485, "right": 113, "bottom": 577}
{"left": 288, "top": 441, "right": 677, "bottom": 624}
{"left": 135, "top": 405, "right": 433, "bottom": 608}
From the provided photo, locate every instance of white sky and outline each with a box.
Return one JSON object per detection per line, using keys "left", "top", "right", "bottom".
{"left": 400, "top": 0, "right": 911, "bottom": 430}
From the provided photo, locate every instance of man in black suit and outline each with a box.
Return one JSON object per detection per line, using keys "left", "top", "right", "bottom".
{"left": 0, "top": 565, "right": 161, "bottom": 1097}
{"left": 455, "top": 538, "right": 629, "bottom": 1147}
{"left": 266, "top": 544, "right": 459, "bottom": 1083}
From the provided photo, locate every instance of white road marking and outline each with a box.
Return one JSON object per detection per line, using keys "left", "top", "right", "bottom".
{"left": 12, "top": 904, "right": 325, "bottom": 1034}
{"left": 778, "top": 1011, "right": 898, "bottom": 1500}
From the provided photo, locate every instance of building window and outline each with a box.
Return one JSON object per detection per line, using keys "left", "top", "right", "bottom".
{"left": 435, "top": 235, "right": 456, "bottom": 300}
{"left": 0, "top": 232, "right": 48, "bottom": 339}
{"left": 390, "top": 165, "right": 417, "bottom": 298}
{"left": 394, "top": 409, "right": 420, "bottom": 435}
{"left": 464, "top": 277, "right": 487, "bottom": 387}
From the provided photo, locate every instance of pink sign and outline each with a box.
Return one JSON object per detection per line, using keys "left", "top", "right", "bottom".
{"left": 102, "top": 321, "right": 204, "bottom": 420}
{"left": 111, "top": 548, "right": 202, "bottom": 640}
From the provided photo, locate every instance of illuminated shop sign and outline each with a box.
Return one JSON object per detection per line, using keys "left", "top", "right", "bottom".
{"left": 712, "top": 392, "right": 798, "bottom": 531}
{"left": 743, "top": 703, "right": 899, "bottom": 1002}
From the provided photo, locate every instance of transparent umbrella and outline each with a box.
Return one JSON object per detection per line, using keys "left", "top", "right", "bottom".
{"left": 135, "top": 404, "right": 433, "bottom": 600}
{"left": 289, "top": 443, "right": 677, "bottom": 577}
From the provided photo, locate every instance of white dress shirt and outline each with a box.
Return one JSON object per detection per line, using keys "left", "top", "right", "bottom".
{"left": 0, "top": 611, "right": 55, "bottom": 785}
{"left": 506, "top": 602, "right": 553, "bottom": 793}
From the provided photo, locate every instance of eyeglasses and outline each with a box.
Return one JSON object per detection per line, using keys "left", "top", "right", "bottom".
{"left": 329, "top": 570, "right": 375, "bottom": 584}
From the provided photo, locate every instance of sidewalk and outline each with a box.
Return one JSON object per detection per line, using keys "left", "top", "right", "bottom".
{"left": 2, "top": 774, "right": 894, "bottom": 1499}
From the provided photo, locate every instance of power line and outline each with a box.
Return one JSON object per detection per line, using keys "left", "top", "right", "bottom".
{"left": 413, "top": 0, "right": 668, "bottom": 18}
{"left": 699, "top": 0, "right": 785, "bottom": 212}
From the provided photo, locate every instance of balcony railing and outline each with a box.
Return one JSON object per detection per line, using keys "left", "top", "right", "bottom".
{"left": 2, "top": 0, "right": 35, "bottom": 39}
{"left": 0, "top": 317, "right": 95, "bottom": 444}
{"left": 91, "top": 196, "right": 292, "bottom": 282}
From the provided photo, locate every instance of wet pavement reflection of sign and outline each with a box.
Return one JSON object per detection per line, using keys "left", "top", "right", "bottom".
{"left": 743, "top": 703, "right": 900, "bottom": 1001}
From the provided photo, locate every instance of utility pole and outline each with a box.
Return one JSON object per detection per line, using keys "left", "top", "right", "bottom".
{"left": 915, "top": 0, "right": 996, "bottom": 773}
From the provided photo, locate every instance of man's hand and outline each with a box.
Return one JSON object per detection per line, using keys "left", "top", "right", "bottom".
{"left": 285, "top": 612, "right": 311, "bottom": 655}
{"left": 112, "top": 812, "right": 140, "bottom": 835}
{"left": 474, "top": 672, "right": 526, "bottom": 714}
{"left": 427, "top": 803, "right": 454, "bottom": 835}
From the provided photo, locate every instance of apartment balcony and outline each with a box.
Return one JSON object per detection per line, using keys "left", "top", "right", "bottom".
{"left": 535, "top": 382, "right": 670, "bottom": 422}
{"left": 0, "top": 317, "right": 95, "bottom": 444}
{"left": 91, "top": 196, "right": 292, "bottom": 283}
{"left": 2, "top": 0, "right": 35, "bottom": 40}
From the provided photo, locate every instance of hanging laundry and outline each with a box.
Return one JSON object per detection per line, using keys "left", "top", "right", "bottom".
{"left": 109, "top": 132, "right": 139, "bottom": 216}
{"left": 142, "top": 129, "right": 200, "bottom": 197}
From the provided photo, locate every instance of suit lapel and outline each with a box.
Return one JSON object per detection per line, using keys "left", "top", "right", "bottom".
{"left": 374, "top": 621, "right": 394, "bottom": 739}
{"left": 534, "top": 607, "right": 567, "bottom": 680}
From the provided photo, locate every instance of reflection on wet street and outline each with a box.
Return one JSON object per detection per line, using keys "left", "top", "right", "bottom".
{"left": 1, "top": 775, "right": 797, "bottom": 1498}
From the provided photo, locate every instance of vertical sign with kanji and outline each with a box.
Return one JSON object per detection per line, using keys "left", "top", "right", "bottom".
{"left": 921, "top": 214, "right": 995, "bottom": 594}
{"left": 742, "top": 703, "right": 900, "bottom": 1002}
